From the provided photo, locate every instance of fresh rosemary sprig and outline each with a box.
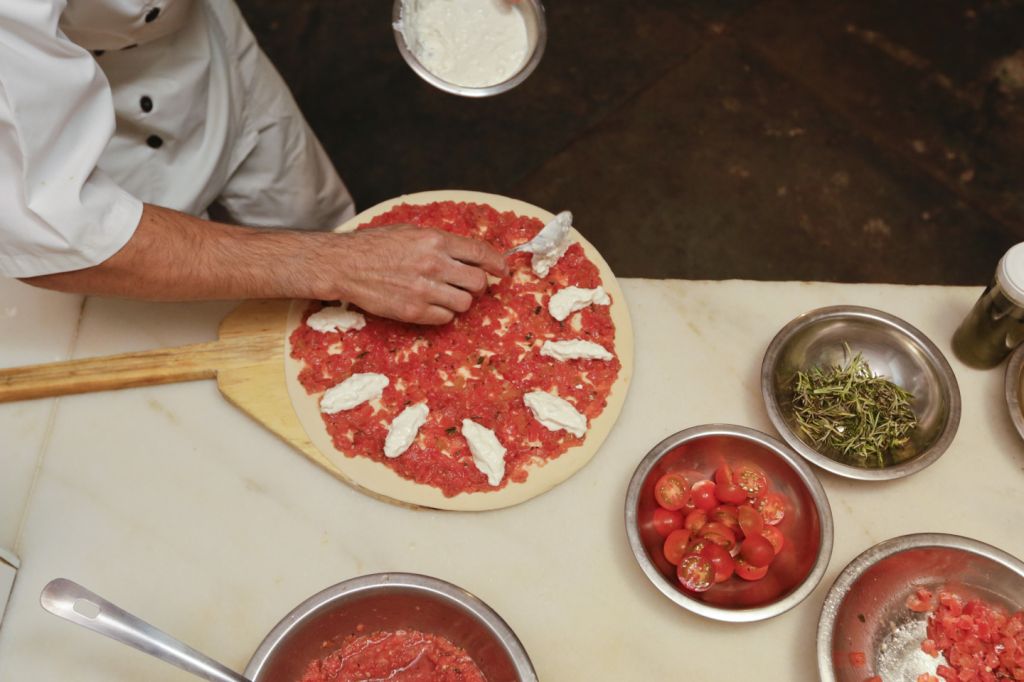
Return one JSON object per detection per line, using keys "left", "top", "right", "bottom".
{"left": 790, "top": 344, "right": 917, "bottom": 468}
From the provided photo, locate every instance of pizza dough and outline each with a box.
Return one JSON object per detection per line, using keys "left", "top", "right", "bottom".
{"left": 284, "top": 190, "right": 633, "bottom": 511}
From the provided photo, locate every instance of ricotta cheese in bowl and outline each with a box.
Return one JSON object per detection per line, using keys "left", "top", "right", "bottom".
{"left": 395, "top": 0, "right": 537, "bottom": 91}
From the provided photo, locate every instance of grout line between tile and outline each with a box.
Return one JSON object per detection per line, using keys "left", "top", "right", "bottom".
{"left": 12, "top": 295, "right": 90, "bottom": 555}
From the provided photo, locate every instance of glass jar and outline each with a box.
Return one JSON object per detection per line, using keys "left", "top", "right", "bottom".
{"left": 952, "top": 243, "right": 1024, "bottom": 368}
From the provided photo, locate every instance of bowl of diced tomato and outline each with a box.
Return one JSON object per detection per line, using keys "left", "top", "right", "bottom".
{"left": 817, "top": 533, "right": 1024, "bottom": 682}
{"left": 624, "top": 424, "right": 834, "bottom": 622}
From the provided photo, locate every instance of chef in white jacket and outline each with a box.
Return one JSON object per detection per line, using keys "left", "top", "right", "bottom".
{"left": 0, "top": 0, "right": 505, "bottom": 325}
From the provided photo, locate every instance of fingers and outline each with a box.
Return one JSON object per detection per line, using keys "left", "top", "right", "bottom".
{"left": 443, "top": 232, "right": 508, "bottom": 278}
{"left": 439, "top": 258, "right": 489, "bottom": 295}
{"left": 416, "top": 305, "right": 455, "bottom": 326}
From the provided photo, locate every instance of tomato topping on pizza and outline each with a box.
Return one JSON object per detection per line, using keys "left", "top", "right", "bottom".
{"left": 288, "top": 201, "right": 620, "bottom": 496}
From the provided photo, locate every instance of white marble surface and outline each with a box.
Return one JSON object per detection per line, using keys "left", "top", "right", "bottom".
{"left": 0, "top": 280, "right": 83, "bottom": 550}
{"left": 0, "top": 278, "right": 1022, "bottom": 681}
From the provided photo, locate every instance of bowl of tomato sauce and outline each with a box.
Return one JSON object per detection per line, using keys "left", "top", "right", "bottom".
{"left": 624, "top": 424, "right": 834, "bottom": 622}
{"left": 244, "top": 573, "right": 537, "bottom": 681}
{"left": 817, "top": 533, "right": 1024, "bottom": 682}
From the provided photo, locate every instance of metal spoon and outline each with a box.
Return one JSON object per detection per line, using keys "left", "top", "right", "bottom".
{"left": 504, "top": 210, "right": 573, "bottom": 257}
{"left": 40, "top": 578, "right": 252, "bottom": 682}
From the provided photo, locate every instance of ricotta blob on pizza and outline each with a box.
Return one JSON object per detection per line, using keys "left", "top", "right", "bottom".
{"left": 288, "top": 200, "right": 621, "bottom": 498}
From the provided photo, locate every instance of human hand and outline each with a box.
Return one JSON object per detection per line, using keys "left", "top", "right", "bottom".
{"left": 316, "top": 224, "right": 508, "bottom": 325}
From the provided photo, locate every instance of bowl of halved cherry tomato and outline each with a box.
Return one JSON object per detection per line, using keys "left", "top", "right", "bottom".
{"left": 625, "top": 424, "right": 834, "bottom": 622}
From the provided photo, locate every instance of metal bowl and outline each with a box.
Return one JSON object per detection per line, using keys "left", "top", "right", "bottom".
{"left": 817, "top": 533, "right": 1024, "bottom": 682}
{"left": 244, "top": 573, "right": 537, "bottom": 681}
{"left": 1004, "top": 343, "right": 1024, "bottom": 442}
{"left": 762, "top": 305, "right": 961, "bottom": 480}
{"left": 392, "top": 0, "right": 547, "bottom": 97}
{"left": 624, "top": 424, "right": 834, "bottom": 622}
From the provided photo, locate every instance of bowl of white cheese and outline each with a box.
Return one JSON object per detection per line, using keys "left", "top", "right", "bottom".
{"left": 392, "top": 0, "right": 547, "bottom": 97}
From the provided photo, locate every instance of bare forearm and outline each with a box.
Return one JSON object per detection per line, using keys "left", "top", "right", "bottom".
{"left": 20, "top": 203, "right": 508, "bottom": 325}
{"left": 21, "top": 204, "right": 333, "bottom": 301}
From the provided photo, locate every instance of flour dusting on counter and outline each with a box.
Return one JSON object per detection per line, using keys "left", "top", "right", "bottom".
{"left": 397, "top": 0, "right": 529, "bottom": 88}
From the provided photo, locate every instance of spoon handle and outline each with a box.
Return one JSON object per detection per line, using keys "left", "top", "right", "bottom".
{"left": 40, "top": 579, "right": 251, "bottom": 682}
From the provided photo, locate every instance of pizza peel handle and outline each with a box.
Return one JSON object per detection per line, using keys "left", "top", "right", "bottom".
{"left": 0, "top": 300, "right": 283, "bottom": 404}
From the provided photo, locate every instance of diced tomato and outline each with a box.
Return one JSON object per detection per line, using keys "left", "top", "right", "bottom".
{"left": 758, "top": 492, "right": 786, "bottom": 526}
{"left": 716, "top": 482, "right": 748, "bottom": 505}
{"left": 690, "top": 480, "right": 719, "bottom": 511}
{"left": 684, "top": 509, "right": 708, "bottom": 534}
{"left": 677, "top": 554, "right": 714, "bottom": 592}
{"left": 906, "top": 588, "right": 934, "bottom": 613}
{"left": 849, "top": 651, "right": 866, "bottom": 667}
{"left": 760, "top": 526, "right": 785, "bottom": 555}
{"left": 699, "top": 542, "right": 735, "bottom": 583}
{"left": 738, "top": 504, "right": 764, "bottom": 537}
{"left": 734, "top": 465, "right": 768, "bottom": 501}
{"left": 863, "top": 677, "right": 882, "bottom": 682}
{"left": 916, "top": 674, "right": 938, "bottom": 682}
{"left": 734, "top": 558, "right": 769, "bottom": 581}
{"left": 921, "top": 638, "right": 938, "bottom": 657}
{"left": 654, "top": 473, "right": 690, "bottom": 511}
{"left": 651, "top": 508, "right": 684, "bottom": 537}
{"left": 662, "top": 529, "right": 692, "bottom": 566}
{"left": 740, "top": 534, "right": 775, "bottom": 568}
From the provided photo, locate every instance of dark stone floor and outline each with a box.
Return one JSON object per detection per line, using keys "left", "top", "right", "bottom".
{"left": 237, "top": 0, "right": 1024, "bottom": 284}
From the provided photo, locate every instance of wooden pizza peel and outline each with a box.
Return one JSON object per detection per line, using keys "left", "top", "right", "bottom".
{"left": 0, "top": 191, "right": 633, "bottom": 511}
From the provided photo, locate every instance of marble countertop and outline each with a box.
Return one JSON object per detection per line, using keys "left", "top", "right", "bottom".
{"left": 1, "top": 276, "right": 1022, "bottom": 681}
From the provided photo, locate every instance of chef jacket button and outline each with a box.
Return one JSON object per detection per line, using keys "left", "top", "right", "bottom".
{"left": 145, "top": 7, "right": 161, "bottom": 23}
{"left": 140, "top": 96, "right": 153, "bottom": 113}
{"left": 146, "top": 135, "right": 163, "bottom": 149}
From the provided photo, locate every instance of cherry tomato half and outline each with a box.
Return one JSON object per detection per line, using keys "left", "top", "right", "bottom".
{"left": 709, "top": 505, "right": 740, "bottom": 532}
{"left": 716, "top": 482, "right": 748, "bottom": 505}
{"left": 690, "top": 480, "right": 718, "bottom": 511}
{"left": 738, "top": 504, "right": 764, "bottom": 537}
{"left": 758, "top": 492, "right": 786, "bottom": 526}
{"left": 699, "top": 522, "right": 737, "bottom": 547}
{"left": 760, "top": 526, "right": 785, "bottom": 555}
{"left": 734, "top": 558, "right": 769, "bottom": 581}
{"left": 714, "top": 462, "right": 735, "bottom": 487}
{"left": 699, "top": 542, "right": 735, "bottom": 583}
{"left": 652, "top": 508, "right": 684, "bottom": 537}
{"left": 662, "top": 529, "right": 692, "bottom": 566}
{"left": 654, "top": 473, "right": 690, "bottom": 511}
{"left": 684, "top": 509, "right": 707, "bottom": 534}
{"left": 740, "top": 534, "right": 775, "bottom": 568}
{"left": 735, "top": 465, "right": 768, "bottom": 501}
{"left": 677, "top": 554, "right": 714, "bottom": 592}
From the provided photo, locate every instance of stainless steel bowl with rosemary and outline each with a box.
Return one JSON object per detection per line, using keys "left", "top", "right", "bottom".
{"left": 791, "top": 344, "right": 917, "bottom": 468}
{"left": 761, "top": 306, "right": 961, "bottom": 481}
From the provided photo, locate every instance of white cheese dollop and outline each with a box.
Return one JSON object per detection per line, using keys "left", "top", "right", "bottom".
{"left": 523, "top": 390, "right": 587, "bottom": 437}
{"left": 461, "top": 419, "right": 506, "bottom": 486}
{"left": 540, "top": 339, "right": 613, "bottom": 362}
{"left": 548, "top": 286, "right": 610, "bottom": 322}
{"left": 530, "top": 211, "right": 573, "bottom": 277}
{"left": 384, "top": 402, "right": 430, "bottom": 458}
{"left": 320, "top": 373, "right": 389, "bottom": 414}
{"left": 306, "top": 307, "right": 366, "bottom": 333}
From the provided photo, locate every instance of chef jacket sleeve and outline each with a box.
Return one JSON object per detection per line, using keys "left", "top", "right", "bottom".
{"left": 0, "top": 3, "right": 143, "bottom": 278}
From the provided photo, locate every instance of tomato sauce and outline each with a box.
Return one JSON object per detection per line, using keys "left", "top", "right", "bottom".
{"left": 289, "top": 201, "right": 621, "bottom": 496}
{"left": 300, "top": 629, "right": 485, "bottom": 682}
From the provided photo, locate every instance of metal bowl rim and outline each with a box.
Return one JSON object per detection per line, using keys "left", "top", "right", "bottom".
{"left": 815, "top": 532, "right": 1024, "bottom": 682}
{"left": 244, "top": 572, "right": 537, "bottom": 680}
{"left": 1004, "top": 344, "right": 1024, "bottom": 443}
{"left": 391, "top": 0, "right": 548, "bottom": 98}
{"left": 761, "top": 305, "right": 962, "bottom": 481}
{"left": 624, "top": 423, "right": 835, "bottom": 623}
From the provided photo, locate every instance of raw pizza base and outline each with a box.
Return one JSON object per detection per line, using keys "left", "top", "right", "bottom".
{"left": 284, "top": 190, "right": 634, "bottom": 511}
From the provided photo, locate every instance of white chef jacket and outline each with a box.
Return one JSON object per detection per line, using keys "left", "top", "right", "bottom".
{"left": 0, "top": 0, "right": 354, "bottom": 278}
